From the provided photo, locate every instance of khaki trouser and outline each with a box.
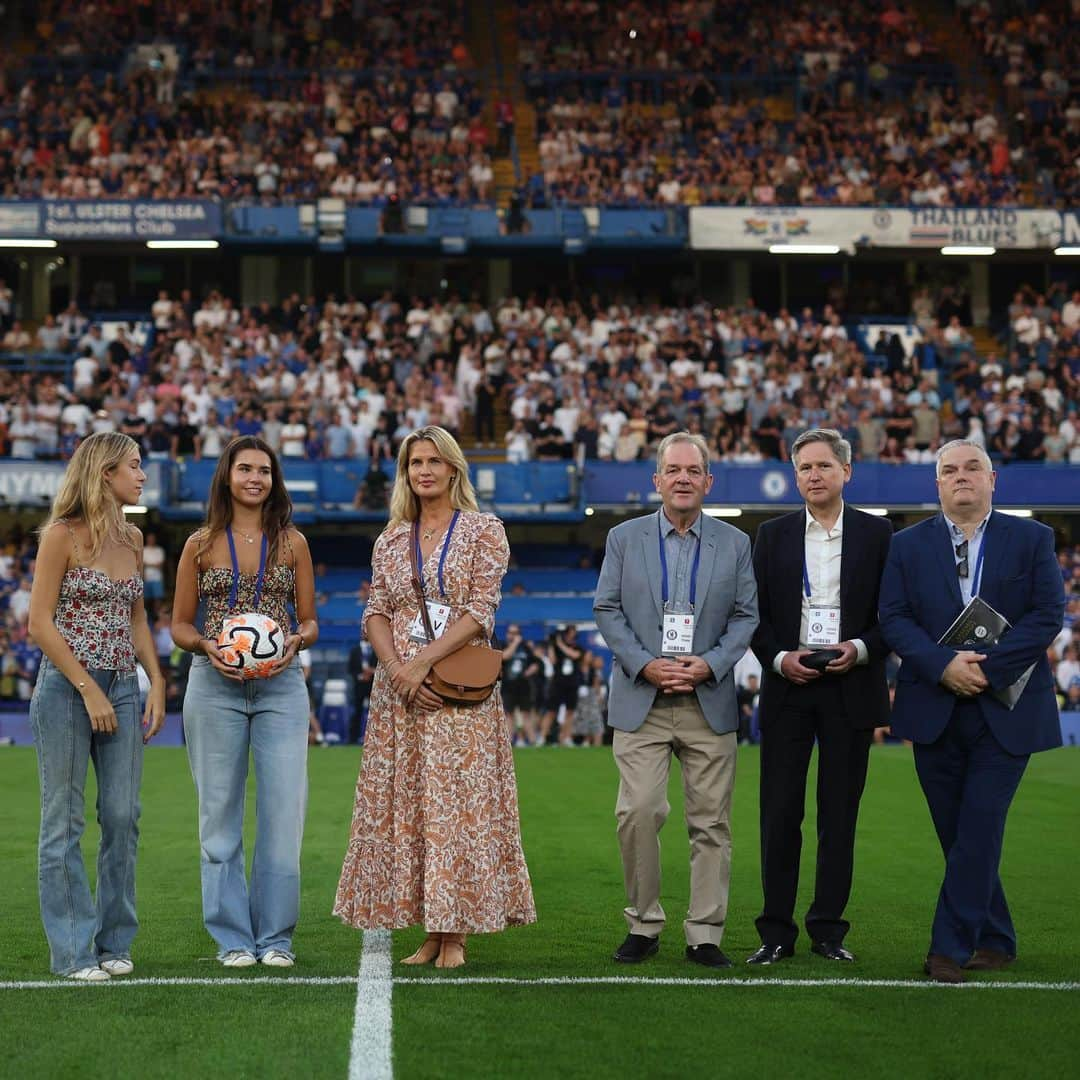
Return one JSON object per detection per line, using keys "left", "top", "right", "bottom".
{"left": 613, "top": 694, "right": 737, "bottom": 946}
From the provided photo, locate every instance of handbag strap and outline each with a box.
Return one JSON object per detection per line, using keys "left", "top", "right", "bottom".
{"left": 409, "top": 519, "right": 498, "bottom": 650}
{"left": 409, "top": 523, "right": 439, "bottom": 643}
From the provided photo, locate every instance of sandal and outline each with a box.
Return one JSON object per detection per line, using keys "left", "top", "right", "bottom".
{"left": 400, "top": 935, "right": 442, "bottom": 966}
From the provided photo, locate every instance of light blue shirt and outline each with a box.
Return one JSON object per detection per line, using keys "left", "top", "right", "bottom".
{"left": 658, "top": 509, "right": 702, "bottom": 610}
{"left": 945, "top": 511, "right": 991, "bottom": 607}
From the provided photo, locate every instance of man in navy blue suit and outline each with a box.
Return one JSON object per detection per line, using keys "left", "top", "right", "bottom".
{"left": 880, "top": 440, "right": 1064, "bottom": 984}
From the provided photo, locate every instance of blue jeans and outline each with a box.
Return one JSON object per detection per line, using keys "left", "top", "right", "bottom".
{"left": 183, "top": 657, "right": 310, "bottom": 959}
{"left": 30, "top": 660, "right": 142, "bottom": 975}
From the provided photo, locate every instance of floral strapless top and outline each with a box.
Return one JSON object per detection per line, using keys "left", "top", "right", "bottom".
{"left": 199, "top": 564, "right": 296, "bottom": 641}
{"left": 54, "top": 567, "right": 143, "bottom": 673}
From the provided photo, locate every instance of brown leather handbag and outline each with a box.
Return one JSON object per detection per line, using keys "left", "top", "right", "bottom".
{"left": 410, "top": 526, "right": 502, "bottom": 706}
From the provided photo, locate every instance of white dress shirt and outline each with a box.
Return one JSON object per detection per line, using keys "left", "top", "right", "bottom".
{"left": 774, "top": 504, "right": 869, "bottom": 676}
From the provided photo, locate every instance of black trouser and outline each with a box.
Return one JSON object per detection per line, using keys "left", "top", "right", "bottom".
{"left": 474, "top": 403, "right": 495, "bottom": 442}
{"left": 756, "top": 677, "right": 872, "bottom": 950}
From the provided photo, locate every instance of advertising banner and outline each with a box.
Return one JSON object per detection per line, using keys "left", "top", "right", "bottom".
{"left": 41, "top": 200, "right": 222, "bottom": 240}
{"left": 689, "top": 206, "right": 1063, "bottom": 251}
{"left": 0, "top": 203, "right": 42, "bottom": 236}
{"left": 0, "top": 201, "right": 222, "bottom": 241}
{"left": 0, "top": 461, "right": 164, "bottom": 507}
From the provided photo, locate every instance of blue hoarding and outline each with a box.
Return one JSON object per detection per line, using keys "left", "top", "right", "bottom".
{"left": 0, "top": 200, "right": 222, "bottom": 240}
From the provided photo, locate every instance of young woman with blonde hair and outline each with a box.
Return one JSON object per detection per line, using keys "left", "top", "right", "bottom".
{"left": 334, "top": 426, "right": 535, "bottom": 968}
{"left": 171, "top": 435, "right": 318, "bottom": 969}
{"left": 27, "top": 432, "right": 166, "bottom": 982}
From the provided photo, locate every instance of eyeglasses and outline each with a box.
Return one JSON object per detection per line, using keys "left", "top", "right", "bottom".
{"left": 955, "top": 540, "right": 969, "bottom": 578}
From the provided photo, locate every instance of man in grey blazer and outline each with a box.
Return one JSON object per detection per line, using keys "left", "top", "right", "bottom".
{"left": 594, "top": 432, "right": 759, "bottom": 969}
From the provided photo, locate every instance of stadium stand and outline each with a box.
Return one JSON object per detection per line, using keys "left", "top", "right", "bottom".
{"left": 1, "top": 284, "right": 1077, "bottom": 466}
{"left": 1, "top": 0, "right": 1074, "bottom": 208}
{"left": 0, "top": 1, "right": 1077, "bottom": 748}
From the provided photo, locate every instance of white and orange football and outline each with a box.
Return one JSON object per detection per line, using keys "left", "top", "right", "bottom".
{"left": 217, "top": 613, "right": 287, "bottom": 679}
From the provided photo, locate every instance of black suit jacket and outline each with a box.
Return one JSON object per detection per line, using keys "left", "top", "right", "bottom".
{"left": 751, "top": 505, "right": 893, "bottom": 730}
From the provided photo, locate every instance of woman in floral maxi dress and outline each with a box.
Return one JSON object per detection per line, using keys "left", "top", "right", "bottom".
{"left": 334, "top": 426, "right": 535, "bottom": 968}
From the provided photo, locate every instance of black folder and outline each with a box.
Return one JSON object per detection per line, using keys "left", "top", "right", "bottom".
{"left": 937, "top": 596, "right": 1033, "bottom": 710}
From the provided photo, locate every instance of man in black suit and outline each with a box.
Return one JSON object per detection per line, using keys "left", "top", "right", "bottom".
{"left": 747, "top": 429, "right": 893, "bottom": 965}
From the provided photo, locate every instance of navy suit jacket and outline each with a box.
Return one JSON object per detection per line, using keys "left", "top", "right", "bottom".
{"left": 879, "top": 511, "right": 1064, "bottom": 755}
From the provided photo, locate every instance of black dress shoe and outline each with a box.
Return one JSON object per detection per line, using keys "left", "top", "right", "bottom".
{"left": 613, "top": 933, "right": 659, "bottom": 963}
{"left": 811, "top": 941, "right": 856, "bottom": 962}
{"left": 685, "top": 944, "right": 733, "bottom": 969}
{"left": 745, "top": 943, "right": 794, "bottom": 965}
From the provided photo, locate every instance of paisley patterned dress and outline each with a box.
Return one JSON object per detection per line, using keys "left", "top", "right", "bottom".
{"left": 334, "top": 512, "right": 536, "bottom": 933}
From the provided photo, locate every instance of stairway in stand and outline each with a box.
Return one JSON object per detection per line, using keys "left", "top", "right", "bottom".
{"left": 492, "top": 1, "right": 538, "bottom": 207}
{"left": 464, "top": 0, "right": 500, "bottom": 199}
{"left": 464, "top": 0, "right": 527, "bottom": 210}
{"left": 970, "top": 326, "right": 1001, "bottom": 360}
{"left": 460, "top": 406, "right": 510, "bottom": 458}
{"left": 908, "top": 0, "right": 993, "bottom": 104}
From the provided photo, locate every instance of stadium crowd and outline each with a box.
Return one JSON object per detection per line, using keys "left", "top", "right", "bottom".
{"left": 0, "top": 0, "right": 1075, "bottom": 207}
{"left": 1, "top": 1, "right": 495, "bottom": 206}
{"left": 516, "top": 0, "right": 942, "bottom": 83}
{"left": 956, "top": 0, "right": 1079, "bottom": 205}
{"left": 531, "top": 83, "right": 1031, "bottom": 208}
{"left": 1, "top": 284, "right": 1079, "bottom": 467}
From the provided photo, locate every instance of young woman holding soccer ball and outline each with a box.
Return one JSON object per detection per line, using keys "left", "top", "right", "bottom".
{"left": 28, "top": 432, "right": 166, "bottom": 981}
{"left": 172, "top": 435, "right": 318, "bottom": 969}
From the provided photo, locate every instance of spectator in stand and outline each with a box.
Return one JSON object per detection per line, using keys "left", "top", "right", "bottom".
{"left": 3, "top": 322, "right": 32, "bottom": 352}
{"left": 505, "top": 417, "right": 534, "bottom": 464}
{"left": 0, "top": 279, "right": 13, "bottom": 331}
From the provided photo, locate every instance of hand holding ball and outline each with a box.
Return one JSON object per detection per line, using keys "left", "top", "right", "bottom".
{"left": 217, "top": 613, "right": 287, "bottom": 679}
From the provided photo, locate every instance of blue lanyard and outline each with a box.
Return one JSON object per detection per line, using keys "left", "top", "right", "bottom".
{"left": 414, "top": 510, "right": 460, "bottom": 600}
{"left": 969, "top": 535, "right": 987, "bottom": 598}
{"left": 658, "top": 516, "right": 702, "bottom": 607}
{"left": 802, "top": 555, "right": 813, "bottom": 599}
{"left": 226, "top": 527, "right": 268, "bottom": 611}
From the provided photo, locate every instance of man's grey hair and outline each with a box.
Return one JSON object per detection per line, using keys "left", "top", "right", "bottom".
{"left": 791, "top": 428, "right": 852, "bottom": 467}
{"left": 656, "top": 431, "right": 711, "bottom": 474}
{"left": 935, "top": 439, "right": 994, "bottom": 478}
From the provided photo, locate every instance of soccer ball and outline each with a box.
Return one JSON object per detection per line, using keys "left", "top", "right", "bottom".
{"left": 217, "top": 612, "right": 287, "bottom": 679}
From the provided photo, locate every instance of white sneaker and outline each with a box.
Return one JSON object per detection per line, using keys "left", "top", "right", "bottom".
{"left": 67, "top": 966, "right": 110, "bottom": 982}
{"left": 220, "top": 950, "right": 257, "bottom": 968}
{"left": 260, "top": 949, "right": 294, "bottom": 967}
{"left": 100, "top": 958, "right": 134, "bottom": 976}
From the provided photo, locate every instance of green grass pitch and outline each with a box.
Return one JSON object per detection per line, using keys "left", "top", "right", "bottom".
{"left": 1, "top": 743, "right": 1078, "bottom": 1079}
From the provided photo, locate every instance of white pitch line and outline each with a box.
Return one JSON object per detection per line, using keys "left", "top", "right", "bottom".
{"left": 348, "top": 930, "right": 393, "bottom": 1080}
{"left": 0, "top": 976, "right": 358, "bottom": 990}
{"left": 1, "top": 975, "right": 1077, "bottom": 992}
{"left": 395, "top": 976, "right": 1080, "bottom": 991}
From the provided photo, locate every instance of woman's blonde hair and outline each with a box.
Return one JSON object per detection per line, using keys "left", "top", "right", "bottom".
{"left": 387, "top": 426, "right": 479, "bottom": 528}
{"left": 40, "top": 432, "right": 140, "bottom": 561}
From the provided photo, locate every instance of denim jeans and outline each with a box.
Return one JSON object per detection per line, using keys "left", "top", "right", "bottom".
{"left": 183, "top": 657, "right": 310, "bottom": 959}
{"left": 30, "top": 659, "right": 142, "bottom": 975}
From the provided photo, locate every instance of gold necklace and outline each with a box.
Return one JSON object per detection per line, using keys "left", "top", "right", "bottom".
{"left": 235, "top": 528, "right": 261, "bottom": 545}
{"left": 420, "top": 518, "right": 449, "bottom": 542}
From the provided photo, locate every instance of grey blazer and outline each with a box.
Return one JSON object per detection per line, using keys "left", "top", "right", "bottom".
{"left": 593, "top": 510, "right": 759, "bottom": 734}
